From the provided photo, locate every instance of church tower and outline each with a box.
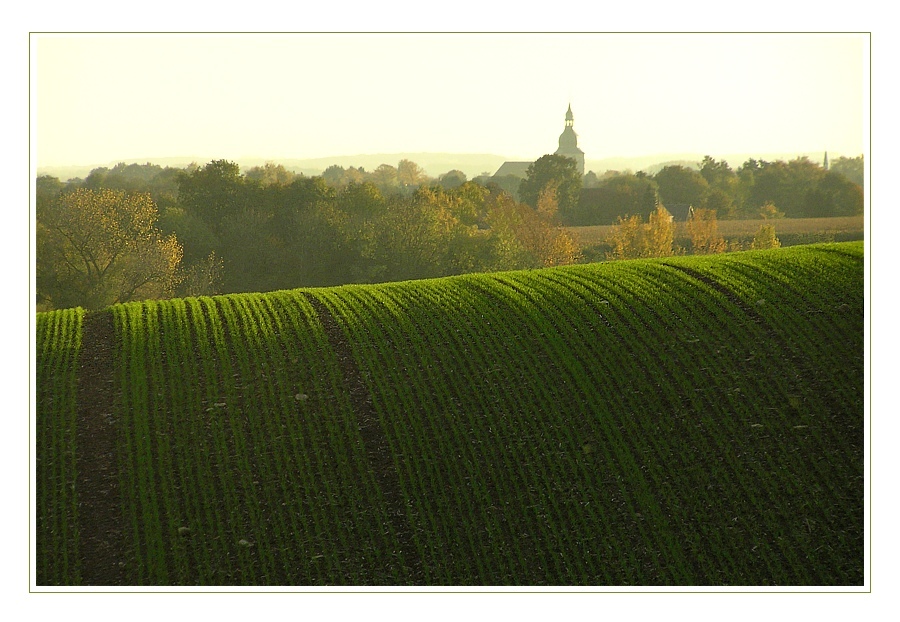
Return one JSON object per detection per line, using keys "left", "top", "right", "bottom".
{"left": 555, "top": 103, "right": 585, "bottom": 176}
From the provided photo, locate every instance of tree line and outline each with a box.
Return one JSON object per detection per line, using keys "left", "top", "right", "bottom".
{"left": 565, "top": 154, "right": 863, "bottom": 226}
{"left": 36, "top": 159, "right": 578, "bottom": 311}
{"left": 35, "top": 153, "right": 863, "bottom": 311}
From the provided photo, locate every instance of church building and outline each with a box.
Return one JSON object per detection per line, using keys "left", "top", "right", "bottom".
{"left": 555, "top": 104, "right": 585, "bottom": 176}
{"left": 493, "top": 104, "right": 586, "bottom": 180}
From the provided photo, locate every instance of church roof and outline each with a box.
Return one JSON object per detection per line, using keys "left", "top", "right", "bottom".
{"left": 493, "top": 161, "right": 532, "bottom": 179}
{"left": 663, "top": 203, "right": 695, "bottom": 222}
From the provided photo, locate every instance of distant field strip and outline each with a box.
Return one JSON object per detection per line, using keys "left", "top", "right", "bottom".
{"left": 35, "top": 242, "right": 864, "bottom": 586}
{"left": 566, "top": 215, "right": 865, "bottom": 247}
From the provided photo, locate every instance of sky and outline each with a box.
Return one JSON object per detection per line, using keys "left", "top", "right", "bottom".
{"left": 32, "top": 32, "right": 868, "bottom": 169}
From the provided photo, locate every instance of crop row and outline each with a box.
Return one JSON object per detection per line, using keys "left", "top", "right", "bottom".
{"left": 35, "top": 242, "right": 863, "bottom": 586}
{"left": 309, "top": 243, "right": 863, "bottom": 585}
{"left": 108, "top": 292, "right": 416, "bottom": 585}
{"left": 35, "top": 307, "right": 84, "bottom": 586}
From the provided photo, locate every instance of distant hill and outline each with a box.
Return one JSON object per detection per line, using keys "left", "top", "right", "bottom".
{"left": 36, "top": 151, "right": 837, "bottom": 182}
{"left": 36, "top": 153, "right": 511, "bottom": 182}
{"left": 275, "top": 153, "right": 509, "bottom": 179}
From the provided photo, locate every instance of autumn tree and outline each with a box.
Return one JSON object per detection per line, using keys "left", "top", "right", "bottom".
{"left": 485, "top": 190, "right": 580, "bottom": 269}
{"left": 605, "top": 205, "right": 674, "bottom": 260}
{"left": 686, "top": 208, "right": 726, "bottom": 255}
{"left": 751, "top": 224, "right": 781, "bottom": 250}
{"left": 37, "top": 188, "right": 183, "bottom": 310}
{"left": 606, "top": 214, "right": 644, "bottom": 261}
{"left": 369, "top": 190, "right": 456, "bottom": 281}
{"left": 643, "top": 205, "right": 676, "bottom": 258}
{"left": 758, "top": 201, "right": 784, "bottom": 220}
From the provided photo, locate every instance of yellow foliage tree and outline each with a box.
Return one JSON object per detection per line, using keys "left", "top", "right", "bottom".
{"left": 486, "top": 189, "right": 581, "bottom": 268}
{"left": 37, "top": 188, "right": 183, "bottom": 310}
{"left": 751, "top": 224, "right": 782, "bottom": 250}
{"left": 644, "top": 206, "right": 676, "bottom": 258}
{"left": 686, "top": 208, "right": 727, "bottom": 255}
{"left": 605, "top": 206, "right": 675, "bottom": 260}
{"left": 759, "top": 201, "right": 785, "bottom": 220}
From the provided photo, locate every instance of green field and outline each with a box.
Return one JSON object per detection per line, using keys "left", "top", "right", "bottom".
{"left": 35, "top": 242, "right": 865, "bottom": 586}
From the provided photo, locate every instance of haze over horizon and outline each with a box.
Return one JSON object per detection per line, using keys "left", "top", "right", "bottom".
{"left": 33, "top": 33, "right": 868, "bottom": 171}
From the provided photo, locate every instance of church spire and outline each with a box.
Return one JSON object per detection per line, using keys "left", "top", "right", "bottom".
{"left": 555, "top": 103, "right": 585, "bottom": 176}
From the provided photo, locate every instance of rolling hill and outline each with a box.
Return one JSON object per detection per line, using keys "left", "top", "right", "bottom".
{"left": 35, "top": 242, "right": 865, "bottom": 587}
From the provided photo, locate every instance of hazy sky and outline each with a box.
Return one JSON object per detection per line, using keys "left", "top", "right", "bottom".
{"left": 33, "top": 32, "right": 868, "bottom": 167}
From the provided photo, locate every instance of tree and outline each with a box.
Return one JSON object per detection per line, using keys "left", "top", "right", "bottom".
{"left": 742, "top": 157, "right": 826, "bottom": 218}
{"left": 322, "top": 164, "right": 347, "bottom": 186}
{"left": 699, "top": 156, "right": 738, "bottom": 218}
{"left": 653, "top": 165, "right": 709, "bottom": 208}
{"left": 370, "top": 192, "right": 454, "bottom": 281}
{"left": 758, "top": 201, "right": 784, "bottom": 220}
{"left": 37, "top": 188, "right": 183, "bottom": 310}
{"left": 176, "top": 159, "right": 248, "bottom": 230}
{"left": 573, "top": 173, "right": 659, "bottom": 226}
{"left": 703, "top": 188, "right": 736, "bottom": 219}
{"left": 485, "top": 190, "right": 580, "bottom": 269}
{"left": 829, "top": 155, "right": 864, "bottom": 188}
{"left": 605, "top": 205, "right": 674, "bottom": 260}
{"left": 176, "top": 252, "right": 224, "bottom": 297}
{"left": 36, "top": 175, "right": 66, "bottom": 207}
{"left": 370, "top": 164, "right": 399, "bottom": 193}
{"left": 244, "top": 162, "right": 296, "bottom": 186}
{"left": 397, "top": 159, "right": 428, "bottom": 189}
{"left": 804, "top": 170, "right": 864, "bottom": 217}
{"left": 751, "top": 225, "right": 781, "bottom": 250}
{"left": 699, "top": 156, "right": 738, "bottom": 194}
{"left": 518, "top": 154, "right": 583, "bottom": 218}
{"left": 686, "top": 208, "right": 726, "bottom": 255}
{"left": 438, "top": 169, "right": 467, "bottom": 189}
{"left": 606, "top": 214, "right": 644, "bottom": 261}
{"left": 644, "top": 206, "right": 675, "bottom": 258}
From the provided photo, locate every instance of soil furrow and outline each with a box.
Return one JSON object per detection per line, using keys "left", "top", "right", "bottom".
{"left": 303, "top": 292, "right": 424, "bottom": 583}
{"left": 75, "top": 310, "right": 127, "bottom": 585}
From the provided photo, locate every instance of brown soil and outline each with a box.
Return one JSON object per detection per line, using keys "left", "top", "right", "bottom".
{"left": 75, "top": 310, "right": 127, "bottom": 585}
